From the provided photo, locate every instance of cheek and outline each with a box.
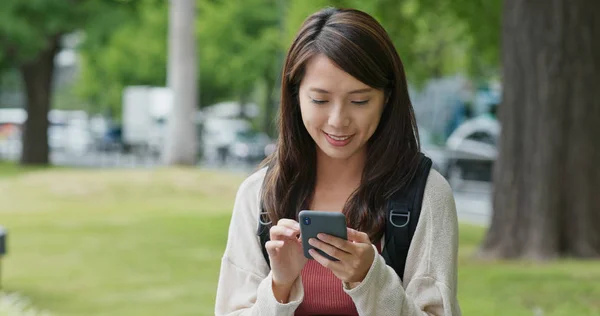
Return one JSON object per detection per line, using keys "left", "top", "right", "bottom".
{"left": 300, "top": 102, "right": 324, "bottom": 130}
{"left": 366, "top": 117, "right": 380, "bottom": 136}
{"left": 359, "top": 108, "right": 383, "bottom": 137}
{"left": 370, "top": 103, "right": 385, "bottom": 132}
{"left": 299, "top": 101, "right": 317, "bottom": 133}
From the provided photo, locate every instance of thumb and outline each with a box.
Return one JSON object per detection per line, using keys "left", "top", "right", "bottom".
{"left": 347, "top": 228, "right": 371, "bottom": 244}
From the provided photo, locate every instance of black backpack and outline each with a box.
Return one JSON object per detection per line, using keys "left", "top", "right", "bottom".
{"left": 256, "top": 153, "right": 432, "bottom": 282}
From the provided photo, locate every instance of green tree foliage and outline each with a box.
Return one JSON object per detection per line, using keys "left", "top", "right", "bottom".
{"left": 77, "top": 0, "right": 168, "bottom": 116}
{"left": 415, "top": 0, "right": 501, "bottom": 79}
{"left": 0, "top": 1, "right": 136, "bottom": 68}
{"left": 77, "top": 0, "right": 283, "bottom": 116}
{"left": 283, "top": 0, "right": 475, "bottom": 85}
{"left": 76, "top": 0, "right": 500, "bottom": 120}
{"left": 198, "top": 0, "right": 281, "bottom": 103}
{"left": 0, "top": 0, "right": 502, "bottom": 164}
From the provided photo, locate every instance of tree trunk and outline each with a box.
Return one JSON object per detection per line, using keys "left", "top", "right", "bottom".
{"left": 480, "top": 0, "right": 600, "bottom": 259}
{"left": 19, "top": 35, "right": 61, "bottom": 166}
{"left": 164, "top": 0, "right": 198, "bottom": 165}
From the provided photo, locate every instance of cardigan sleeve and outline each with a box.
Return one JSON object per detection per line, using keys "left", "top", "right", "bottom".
{"left": 215, "top": 168, "right": 305, "bottom": 315}
{"left": 343, "top": 170, "right": 462, "bottom": 316}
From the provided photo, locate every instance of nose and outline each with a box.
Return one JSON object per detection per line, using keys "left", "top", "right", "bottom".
{"left": 327, "top": 103, "right": 350, "bottom": 128}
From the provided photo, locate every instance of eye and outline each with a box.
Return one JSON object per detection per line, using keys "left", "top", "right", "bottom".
{"left": 351, "top": 100, "right": 370, "bottom": 105}
{"left": 310, "top": 98, "right": 328, "bottom": 105}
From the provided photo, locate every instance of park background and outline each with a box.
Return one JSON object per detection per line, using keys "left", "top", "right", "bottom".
{"left": 0, "top": 0, "right": 599, "bottom": 315}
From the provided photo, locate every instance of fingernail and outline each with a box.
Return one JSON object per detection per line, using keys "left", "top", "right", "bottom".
{"left": 317, "top": 233, "right": 324, "bottom": 239}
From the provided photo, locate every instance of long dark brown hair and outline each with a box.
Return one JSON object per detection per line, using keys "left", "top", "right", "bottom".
{"left": 260, "top": 7, "right": 421, "bottom": 242}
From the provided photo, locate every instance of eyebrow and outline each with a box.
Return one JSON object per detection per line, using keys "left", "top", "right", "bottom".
{"left": 309, "top": 87, "right": 373, "bottom": 94}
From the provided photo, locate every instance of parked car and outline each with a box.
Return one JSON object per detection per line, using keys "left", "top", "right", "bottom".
{"left": 200, "top": 117, "right": 273, "bottom": 165}
{"left": 418, "top": 126, "right": 449, "bottom": 175}
{"left": 444, "top": 115, "right": 500, "bottom": 189}
{"left": 229, "top": 130, "right": 273, "bottom": 163}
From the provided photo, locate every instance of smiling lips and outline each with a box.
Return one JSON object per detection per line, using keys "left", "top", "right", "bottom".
{"left": 323, "top": 131, "right": 354, "bottom": 147}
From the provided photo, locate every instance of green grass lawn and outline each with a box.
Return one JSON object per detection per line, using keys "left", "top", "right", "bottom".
{"left": 1, "top": 162, "right": 599, "bottom": 315}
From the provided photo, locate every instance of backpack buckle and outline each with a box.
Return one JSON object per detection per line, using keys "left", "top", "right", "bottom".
{"left": 389, "top": 209, "right": 410, "bottom": 228}
{"left": 258, "top": 211, "right": 272, "bottom": 226}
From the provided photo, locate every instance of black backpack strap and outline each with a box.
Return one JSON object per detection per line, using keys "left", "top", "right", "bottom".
{"left": 381, "top": 153, "right": 432, "bottom": 281}
{"left": 257, "top": 164, "right": 273, "bottom": 269}
{"left": 257, "top": 208, "right": 272, "bottom": 268}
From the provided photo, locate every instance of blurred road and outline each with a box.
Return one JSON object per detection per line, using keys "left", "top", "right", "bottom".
{"left": 4, "top": 151, "right": 493, "bottom": 227}
{"left": 49, "top": 151, "right": 160, "bottom": 169}
{"left": 453, "top": 182, "right": 492, "bottom": 226}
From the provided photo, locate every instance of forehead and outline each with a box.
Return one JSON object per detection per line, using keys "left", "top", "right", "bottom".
{"left": 301, "top": 54, "right": 370, "bottom": 92}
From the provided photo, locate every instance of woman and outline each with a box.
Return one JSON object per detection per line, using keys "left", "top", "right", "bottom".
{"left": 215, "top": 7, "right": 461, "bottom": 316}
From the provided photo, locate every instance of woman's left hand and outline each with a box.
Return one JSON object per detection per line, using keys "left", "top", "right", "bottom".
{"left": 308, "top": 228, "right": 375, "bottom": 285}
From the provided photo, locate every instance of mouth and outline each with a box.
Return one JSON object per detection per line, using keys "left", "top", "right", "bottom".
{"left": 322, "top": 131, "right": 355, "bottom": 146}
{"left": 326, "top": 134, "right": 351, "bottom": 141}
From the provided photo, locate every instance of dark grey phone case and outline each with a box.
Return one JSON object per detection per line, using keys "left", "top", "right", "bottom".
{"left": 298, "top": 210, "right": 348, "bottom": 261}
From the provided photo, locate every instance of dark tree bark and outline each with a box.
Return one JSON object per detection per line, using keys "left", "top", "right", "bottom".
{"left": 19, "top": 35, "right": 61, "bottom": 165}
{"left": 480, "top": 0, "right": 600, "bottom": 259}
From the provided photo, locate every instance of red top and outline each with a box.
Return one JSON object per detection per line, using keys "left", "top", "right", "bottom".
{"left": 295, "top": 241, "right": 382, "bottom": 316}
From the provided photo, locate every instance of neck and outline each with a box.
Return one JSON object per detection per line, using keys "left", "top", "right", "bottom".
{"left": 315, "top": 148, "right": 366, "bottom": 188}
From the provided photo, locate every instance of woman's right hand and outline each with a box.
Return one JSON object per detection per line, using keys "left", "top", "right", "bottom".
{"left": 265, "top": 219, "right": 308, "bottom": 297}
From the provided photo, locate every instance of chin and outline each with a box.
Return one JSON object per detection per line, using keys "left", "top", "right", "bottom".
{"left": 325, "top": 152, "right": 354, "bottom": 160}
{"left": 318, "top": 144, "right": 359, "bottom": 160}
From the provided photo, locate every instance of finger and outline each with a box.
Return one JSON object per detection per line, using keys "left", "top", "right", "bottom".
{"left": 316, "top": 233, "right": 354, "bottom": 253}
{"left": 347, "top": 228, "right": 371, "bottom": 244}
{"left": 265, "top": 240, "right": 284, "bottom": 257}
{"left": 270, "top": 225, "right": 298, "bottom": 240}
{"left": 309, "top": 248, "right": 343, "bottom": 271}
{"left": 277, "top": 219, "right": 301, "bottom": 231}
{"left": 308, "top": 237, "right": 350, "bottom": 261}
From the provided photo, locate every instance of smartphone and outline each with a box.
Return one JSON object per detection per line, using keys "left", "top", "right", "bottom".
{"left": 298, "top": 210, "right": 348, "bottom": 261}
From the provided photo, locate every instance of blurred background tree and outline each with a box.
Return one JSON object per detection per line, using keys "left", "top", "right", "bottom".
{"left": 75, "top": 0, "right": 491, "bottom": 130}
{"left": 284, "top": 0, "right": 478, "bottom": 85}
{"left": 76, "top": 0, "right": 166, "bottom": 118}
{"left": 77, "top": 0, "right": 283, "bottom": 135}
{"left": 481, "top": 0, "right": 600, "bottom": 259}
{"left": 1, "top": 1, "right": 600, "bottom": 314}
{"left": 1, "top": 0, "right": 598, "bottom": 259}
{"left": 0, "top": 0, "right": 138, "bottom": 165}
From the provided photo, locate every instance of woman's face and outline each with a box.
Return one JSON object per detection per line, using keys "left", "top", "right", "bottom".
{"left": 298, "top": 54, "right": 385, "bottom": 161}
